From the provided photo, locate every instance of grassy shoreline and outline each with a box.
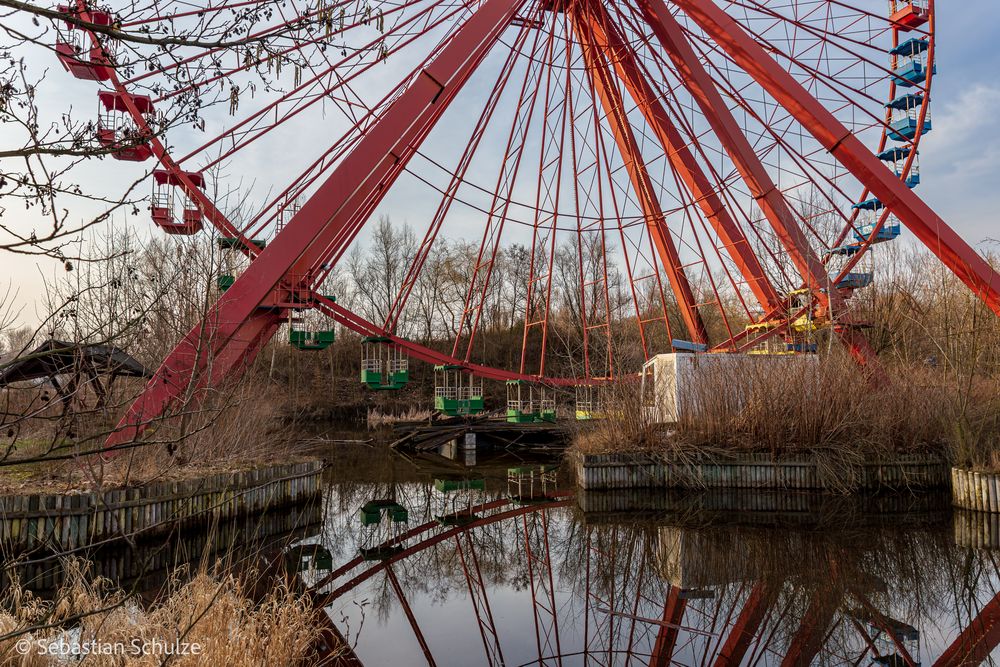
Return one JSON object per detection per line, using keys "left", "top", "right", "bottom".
{"left": 571, "top": 356, "right": 1000, "bottom": 473}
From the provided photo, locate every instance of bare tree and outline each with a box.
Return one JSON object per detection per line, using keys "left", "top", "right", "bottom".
{"left": 346, "top": 216, "right": 416, "bottom": 330}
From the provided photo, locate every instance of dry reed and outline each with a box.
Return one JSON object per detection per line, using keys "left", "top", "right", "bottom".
{"left": 572, "top": 356, "right": 1000, "bottom": 471}
{"left": 0, "top": 376, "right": 316, "bottom": 494}
{"left": 366, "top": 407, "right": 434, "bottom": 428}
{"left": 0, "top": 560, "right": 320, "bottom": 666}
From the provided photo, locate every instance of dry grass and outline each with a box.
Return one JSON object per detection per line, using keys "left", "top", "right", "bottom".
{"left": 366, "top": 407, "right": 434, "bottom": 428}
{"left": 107, "top": 380, "right": 302, "bottom": 483}
{"left": 572, "top": 381, "right": 660, "bottom": 455}
{"left": 573, "top": 356, "right": 1000, "bottom": 471}
{"left": 0, "top": 378, "right": 313, "bottom": 493}
{"left": 0, "top": 560, "right": 320, "bottom": 666}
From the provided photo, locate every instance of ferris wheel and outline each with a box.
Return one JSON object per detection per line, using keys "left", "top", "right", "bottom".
{"left": 45, "top": 0, "right": 1000, "bottom": 437}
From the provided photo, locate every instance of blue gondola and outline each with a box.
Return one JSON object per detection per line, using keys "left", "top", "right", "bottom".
{"left": 891, "top": 38, "right": 936, "bottom": 87}
{"left": 850, "top": 198, "right": 901, "bottom": 243}
{"left": 671, "top": 339, "right": 709, "bottom": 353}
{"left": 876, "top": 146, "right": 911, "bottom": 162}
{"left": 835, "top": 272, "right": 874, "bottom": 290}
{"left": 877, "top": 146, "right": 921, "bottom": 188}
{"left": 886, "top": 93, "right": 931, "bottom": 141}
{"left": 855, "top": 219, "right": 902, "bottom": 243}
{"left": 827, "top": 243, "right": 864, "bottom": 257}
{"left": 852, "top": 198, "right": 885, "bottom": 212}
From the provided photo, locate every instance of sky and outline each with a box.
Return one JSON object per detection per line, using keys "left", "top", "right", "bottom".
{"left": 2, "top": 1, "right": 999, "bottom": 328}
{"left": 908, "top": 4, "right": 1000, "bottom": 249}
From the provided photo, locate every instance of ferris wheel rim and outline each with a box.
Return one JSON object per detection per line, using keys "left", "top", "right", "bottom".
{"left": 96, "top": 0, "right": 936, "bottom": 246}
{"left": 824, "top": 0, "right": 935, "bottom": 286}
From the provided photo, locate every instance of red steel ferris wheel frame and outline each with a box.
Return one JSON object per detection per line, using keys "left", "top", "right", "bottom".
{"left": 87, "top": 0, "right": 1000, "bottom": 449}
{"left": 668, "top": 0, "right": 1000, "bottom": 318}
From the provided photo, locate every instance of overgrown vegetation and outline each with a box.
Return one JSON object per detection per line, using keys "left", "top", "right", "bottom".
{"left": 3, "top": 222, "right": 1000, "bottom": 479}
{"left": 0, "top": 371, "right": 320, "bottom": 493}
{"left": 0, "top": 560, "right": 320, "bottom": 665}
{"left": 574, "top": 356, "right": 1000, "bottom": 472}
{"left": 566, "top": 237, "right": 1000, "bottom": 472}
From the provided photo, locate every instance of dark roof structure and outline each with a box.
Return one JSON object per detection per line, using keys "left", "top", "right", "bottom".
{"left": 0, "top": 339, "right": 152, "bottom": 387}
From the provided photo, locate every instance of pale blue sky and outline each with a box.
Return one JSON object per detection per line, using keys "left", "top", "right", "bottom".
{"left": 911, "top": 3, "right": 1000, "bottom": 250}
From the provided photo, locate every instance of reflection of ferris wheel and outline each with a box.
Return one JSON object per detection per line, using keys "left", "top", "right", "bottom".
{"left": 47, "top": 0, "right": 1000, "bottom": 439}
{"left": 306, "top": 489, "right": 1000, "bottom": 666}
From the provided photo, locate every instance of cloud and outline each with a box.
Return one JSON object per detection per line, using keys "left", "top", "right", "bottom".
{"left": 917, "top": 84, "right": 1000, "bottom": 246}
{"left": 924, "top": 84, "right": 1000, "bottom": 176}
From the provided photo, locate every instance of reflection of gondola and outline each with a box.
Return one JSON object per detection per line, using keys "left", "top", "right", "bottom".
{"left": 433, "top": 478, "right": 486, "bottom": 526}
{"left": 507, "top": 465, "right": 559, "bottom": 504}
{"left": 358, "top": 544, "right": 407, "bottom": 561}
{"left": 358, "top": 499, "right": 409, "bottom": 561}
{"left": 285, "top": 543, "right": 334, "bottom": 572}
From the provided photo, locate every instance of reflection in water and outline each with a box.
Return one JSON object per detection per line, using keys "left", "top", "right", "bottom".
{"left": 3, "top": 498, "right": 323, "bottom": 598}
{"left": 300, "top": 444, "right": 1000, "bottom": 666}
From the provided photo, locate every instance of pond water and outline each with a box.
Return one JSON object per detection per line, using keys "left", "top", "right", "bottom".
{"left": 8, "top": 437, "right": 1000, "bottom": 665}
{"left": 299, "top": 441, "right": 1000, "bottom": 666}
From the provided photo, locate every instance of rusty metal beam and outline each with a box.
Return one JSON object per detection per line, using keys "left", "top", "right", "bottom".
{"left": 650, "top": 586, "right": 688, "bottom": 667}
{"left": 714, "top": 582, "right": 777, "bottom": 667}
{"left": 780, "top": 591, "right": 838, "bottom": 667}
{"left": 934, "top": 590, "right": 1000, "bottom": 667}
{"left": 106, "top": 0, "right": 527, "bottom": 448}
{"left": 638, "top": 0, "right": 880, "bottom": 366}
{"left": 571, "top": 12, "right": 708, "bottom": 344}
{"left": 386, "top": 564, "right": 438, "bottom": 667}
{"left": 580, "top": 2, "right": 783, "bottom": 314}
{"left": 666, "top": 0, "right": 1000, "bottom": 320}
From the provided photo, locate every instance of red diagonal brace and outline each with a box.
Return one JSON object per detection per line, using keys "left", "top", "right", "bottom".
{"left": 714, "top": 582, "right": 777, "bottom": 667}
{"left": 386, "top": 564, "right": 438, "bottom": 667}
{"left": 106, "top": 0, "right": 527, "bottom": 448}
{"left": 203, "top": 310, "right": 284, "bottom": 386}
{"left": 850, "top": 590, "right": 918, "bottom": 667}
{"left": 934, "top": 590, "right": 1000, "bottom": 667}
{"left": 638, "top": 0, "right": 879, "bottom": 365}
{"left": 667, "top": 0, "right": 1000, "bottom": 320}
{"left": 781, "top": 590, "right": 838, "bottom": 667}
{"left": 580, "top": 3, "right": 782, "bottom": 314}
{"left": 650, "top": 586, "right": 688, "bottom": 667}
{"left": 571, "top": 14, "right": 707, "bottom": 344}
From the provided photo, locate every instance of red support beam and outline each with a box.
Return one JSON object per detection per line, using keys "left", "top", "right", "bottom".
{"left": 571, "top": 14, "right": 708, "bottom": 344}
{"left": 202, "top": 310, "right": 284, "bottom": 387}
{"left": 386, "top": 565, "right": 438, "bottom": 667}
{"left": 312, "top": 498, "right": 513, "bottom": 593}
{"left": 580, "top": 3, "right": 783, "bottom": 314}
{"left": 666, "top": 0, "right": 1000, "bottom": 320}
{"left": 780, "top": 591, "right": 838, "bottom": 667}
{"left": 113, "top": 309, "right": 282, "bottom": 443}
{"left": 714, "top": 582, "right": 777, "bottom": 667}
{"left": 849, "top": 591, "right": 918, "bottom": 667}
{"left": 456, "top": 534, "right": 505, "bottom": 667}
{"left": 934, "top": 590, "right": 1000, "bottom": 667}
{"left": 106, "top": 0, "right": 527, "bottom": 448}
{"left": 637, "top": 0, "right": 880, "bottom": 365}
{"left": 650, "top": 586, "right": 688, "bottom": 667}
{"left": 314, "top": 608, "right": 366, "bottom": 666}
